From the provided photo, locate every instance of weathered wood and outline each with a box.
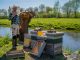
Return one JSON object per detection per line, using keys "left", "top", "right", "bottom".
{"left": 6, "top": 50, "right": 24, "bottom": 58}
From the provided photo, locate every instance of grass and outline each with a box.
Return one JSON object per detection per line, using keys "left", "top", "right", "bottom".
{"left": 0, "top": 35, "right": 12, "bottom": 58}
{"left": 63, "top": 48, "right": 73, "bottom": 55}
{"left": 30, "top": 18, "right": 80, "bottom": 30}
{"left": 0, "top": 19, "right": 11, "bottom": 27}
{"left": 0, "top": 42, "right": 12, "bottom": 58}
{"left": 0, "top": 18, "right": 80, "bottom": 31}
{"left": 0, "top": 34, "right": 11, "bottom": 47}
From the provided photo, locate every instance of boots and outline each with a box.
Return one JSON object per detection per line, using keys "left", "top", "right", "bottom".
{"left": 19, "top": 32, "right": 24, "bottom": 42}
{"left": 12, "top": 36, "right": 17, "bottom": 50}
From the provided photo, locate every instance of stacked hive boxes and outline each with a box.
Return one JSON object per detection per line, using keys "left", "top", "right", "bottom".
{"left": 45, "top": 32, "right": 64, "bottom": 56}
{"left": 30, "top": 30, "right": 64, "bottom": 57}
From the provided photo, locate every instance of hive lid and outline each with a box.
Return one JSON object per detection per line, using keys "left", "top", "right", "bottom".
{"left": 46, "top": 32, "right": 64, "bottom": 36}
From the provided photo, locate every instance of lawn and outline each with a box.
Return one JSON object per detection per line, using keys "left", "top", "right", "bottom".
{"left": 0, "top": 18, "right": 80, "bottom": 30}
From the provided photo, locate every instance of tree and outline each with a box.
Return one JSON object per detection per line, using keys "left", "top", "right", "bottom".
{"left": 39, "top": 4, "right": 45, "bottom": 12}
{"left": 53, "top": 0, "right": 60, "bottom": 18}
{"left": 62, "top": 0, "right": 72, "bottom": 18}
{"left": 34, "top": 7, "right": 38, "bottom": 17}
{"left": 4, "top": 10, "right": 7, "bottom": 16}
{"left": 0, "top": 9, "right": 8, "bottom": 19}
{"left": 46, "top": 6, "right": 53, "bottom": 13}
{"left": 62, "top": 0, "right": 80, "bottom": 18}
{"left": 8, "top": 6, "right": 11, "bottom": 15}
{"left": 71, "top": 0, "right": 80, "bottom": 18}
{"left": 34, "top": 7, "right": 38, "bottom": 13}
{"left": 27, "top": 7, "right": 34, "bottom": 12}
{"left": 20, "top": 8, "right": 24, "bottom": 12}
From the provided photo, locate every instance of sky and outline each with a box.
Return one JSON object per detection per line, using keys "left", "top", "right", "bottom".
{"left": 0, "top": 0, "right": 69, "bottom": 10}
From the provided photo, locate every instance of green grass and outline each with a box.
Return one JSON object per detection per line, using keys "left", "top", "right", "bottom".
{"left": 0, "top": 36, "right": 12, "bottom": 58}
{"left": 0, "top": 18, "right": 80, "bottom": 30}
{"left": 0, "top": 42, "right": 12, "bottom": 58}
{"left": 63, "top": 48, "right": 73, "bottom": 55}
{"left": 0, "top": 19, "right": 11, "bottom": 26}
{"left": 0, "top": 34, "right": 11, "bottom": 47}
{"left": 30, "top": 18, "right": 80, "bottom": 30}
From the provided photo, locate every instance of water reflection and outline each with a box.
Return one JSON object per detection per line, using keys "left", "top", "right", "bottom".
{"left": 63, "top": 32, "right": 80, "bottom": 51}
{"left": 66, "top": 32, "right": 80, "bottom": 41}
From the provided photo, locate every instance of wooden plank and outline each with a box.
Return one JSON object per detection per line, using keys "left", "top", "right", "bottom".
{"left": 6, "top": 50, "right": 25, "bottom": 58}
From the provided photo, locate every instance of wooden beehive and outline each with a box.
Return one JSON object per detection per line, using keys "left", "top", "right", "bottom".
{"left": 45, "top": 32, "right": 64, "bottom": 56}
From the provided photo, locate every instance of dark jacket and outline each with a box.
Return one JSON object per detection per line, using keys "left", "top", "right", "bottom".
{"left": 9, "top": 13, "right": 20, "bottom": 24}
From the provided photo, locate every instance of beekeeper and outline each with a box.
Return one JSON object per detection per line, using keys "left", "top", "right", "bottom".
{"left": 9, "top": 5, "right": 20, "bottom": 50}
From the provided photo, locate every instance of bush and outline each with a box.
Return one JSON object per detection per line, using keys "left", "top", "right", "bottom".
{"left": 0, "top": 16, "right": 8, "bottom": 19}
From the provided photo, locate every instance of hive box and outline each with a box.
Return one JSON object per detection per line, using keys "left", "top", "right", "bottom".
{"left": 31, "top": 40, "right": 46, "bottom": 57}
{"left": 45, "top": 32, "right": 64, "bottom": 56}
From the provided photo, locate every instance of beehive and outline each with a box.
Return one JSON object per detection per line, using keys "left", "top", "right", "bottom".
{"left": 45, "top": 32, "right": 64, "bottom": 56}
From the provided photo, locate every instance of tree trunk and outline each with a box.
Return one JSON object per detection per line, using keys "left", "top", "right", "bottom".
{"left": 74, "top": 10, "right": 77, "bottom": 18}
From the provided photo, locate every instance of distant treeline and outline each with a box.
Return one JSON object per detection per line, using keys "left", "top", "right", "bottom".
{"left": 0, "top": 16, "right": 8, "bottom": 19}
{"left": 0, "top": 0, "right": 80, "bottom": 19}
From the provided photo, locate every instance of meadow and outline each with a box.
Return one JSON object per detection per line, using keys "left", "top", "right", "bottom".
{"left": 0, "top": 18, "right": 80, "bottom": 31}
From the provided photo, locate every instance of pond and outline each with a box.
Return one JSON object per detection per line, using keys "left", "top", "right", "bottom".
{"left": 0, "top": 26, "right": 80, "bottom": 51}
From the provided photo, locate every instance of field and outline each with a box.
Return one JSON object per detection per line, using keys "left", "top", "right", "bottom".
{"left": 0, "top": 18, "right": 80, "bottom": 31}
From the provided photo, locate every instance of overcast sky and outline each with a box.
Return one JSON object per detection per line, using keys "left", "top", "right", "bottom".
{"left": 0, "top": 0, "right": 69, "bottom": 9}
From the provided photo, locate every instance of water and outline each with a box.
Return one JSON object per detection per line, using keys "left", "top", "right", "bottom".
{"left": 0, "top": 27, "right": 12, "bottom": 37}
{"left": 0, "top": 26, "right": 80, "bottom": 51}
{"left": 63, "top": 32, "right": 80, "bottom": 51}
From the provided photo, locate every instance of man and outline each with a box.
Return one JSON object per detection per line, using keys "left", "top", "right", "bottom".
{"left": 19, "top": 11, "right": 35, "bottom": 50}
{"left": 9, "top": 5, "right": 20, "bottom": 50}
{"left": 19, "top": 11, "right": 35, "bottom": 42}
